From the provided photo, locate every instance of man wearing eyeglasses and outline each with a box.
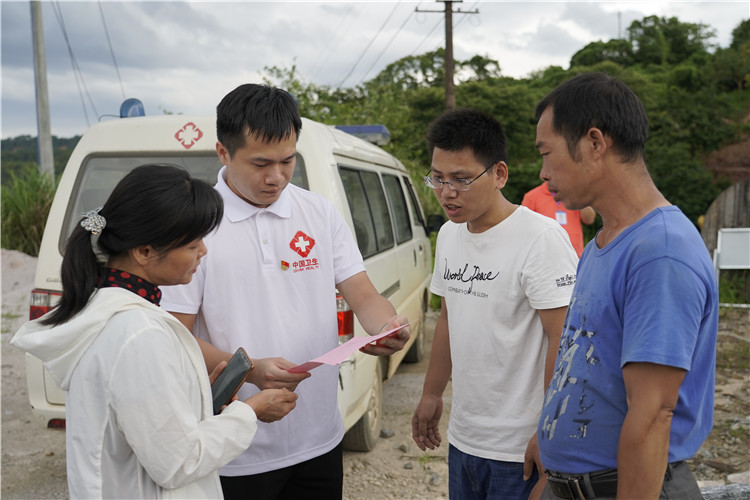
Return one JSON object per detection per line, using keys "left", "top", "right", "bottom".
{"left": 411, "top": 108, "right": 578, "bottom": 499}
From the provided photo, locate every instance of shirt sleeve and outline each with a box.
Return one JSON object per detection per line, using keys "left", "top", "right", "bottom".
{"left": 621, "top": 257, "right": 707, "bottom": 371}
{"left": 108, "top": 322, "right": 257, "bottom": 489}
{"left": 521, "top": 224, "right": 578, "bottom": 310}
{"left": 160, "top": 261, "right": 206, "bottom": 315}
{"left": 429, "top": 225, "right": 447, "bottom": 297}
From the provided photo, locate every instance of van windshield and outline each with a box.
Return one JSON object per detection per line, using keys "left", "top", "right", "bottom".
{"left": 60, "top": 154, "right": 308, "bottom": 251}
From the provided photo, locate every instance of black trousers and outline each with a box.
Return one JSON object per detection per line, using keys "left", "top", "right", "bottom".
{"left": 220, "top": 443, "right": 343, "bottom": 500}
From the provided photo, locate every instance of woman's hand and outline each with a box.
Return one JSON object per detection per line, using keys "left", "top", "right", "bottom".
{"left": 244, "top": 388, "right": 298, "bottom": 423}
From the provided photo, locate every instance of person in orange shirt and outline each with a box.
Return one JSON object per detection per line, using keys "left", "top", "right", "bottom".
{"left": 522, "top": 182, "right": 596, "bottom": 256}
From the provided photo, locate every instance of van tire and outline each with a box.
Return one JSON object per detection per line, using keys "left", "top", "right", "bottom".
{"left": 342, "top": 361, "right": 383, "bottom": 452}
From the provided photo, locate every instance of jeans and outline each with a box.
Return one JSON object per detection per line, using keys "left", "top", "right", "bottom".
{"left": 449, "top": 443, "right": 538, "bottom": 500}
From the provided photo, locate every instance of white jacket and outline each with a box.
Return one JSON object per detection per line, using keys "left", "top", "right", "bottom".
{"left": 12, "top": 287, "right": 257, "bottom": 499}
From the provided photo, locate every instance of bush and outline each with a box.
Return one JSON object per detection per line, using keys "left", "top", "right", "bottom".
{"left": 719, "top": 269, "right": 750, "bottom": 305}
{"left": 1, "top": 166, "right": 57, "bottom": 256}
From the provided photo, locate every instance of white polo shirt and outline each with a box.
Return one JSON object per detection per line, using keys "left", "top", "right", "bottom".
{"left": 161, "top": 167, "right": 365, "bottom": 475}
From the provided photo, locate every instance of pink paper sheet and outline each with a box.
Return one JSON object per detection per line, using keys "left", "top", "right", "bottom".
{"left": 288, "top": 323, "right": 411, "bottom": 373}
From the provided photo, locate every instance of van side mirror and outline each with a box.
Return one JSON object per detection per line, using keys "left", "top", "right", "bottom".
{"left": 426, "top": 214, "right": 446, "bottom": 234}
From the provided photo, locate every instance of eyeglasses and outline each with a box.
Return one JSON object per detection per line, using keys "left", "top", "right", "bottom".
{"left": 423, "top": 164, "right": 494, "bottom": 191}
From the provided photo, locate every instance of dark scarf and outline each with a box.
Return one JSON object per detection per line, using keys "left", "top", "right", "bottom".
{"left": 99, "top": 268, "right": 161, "bottom": 306}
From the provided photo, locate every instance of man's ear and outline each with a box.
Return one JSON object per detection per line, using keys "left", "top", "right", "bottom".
{"left": 587, "top": 127, "right": 608, "bottom": 160}
{"left": 494, "top": 161, "right": 509, "bottom": 189}
{"left": 216, "top": 141, "right": 230, "bottom": 165}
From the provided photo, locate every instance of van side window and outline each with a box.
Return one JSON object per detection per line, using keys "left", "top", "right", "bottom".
{"left": 402, "top": 176, "right": 426, "bottom": 228}
{"left": 383, "top": 174, "right": 413, "bottom": 244}
{"left": 290, "top": 153, "right": 309, "bottom": 190}
{"left": 339, "top": 167, "right": 394, "bottom": 258}
{"left": 63, "top": 155, "right": 222, "bottom": 250}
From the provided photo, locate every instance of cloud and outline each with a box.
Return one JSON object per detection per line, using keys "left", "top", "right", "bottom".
{"left": 2, "top": 1, "right": 748, "bottom": 139}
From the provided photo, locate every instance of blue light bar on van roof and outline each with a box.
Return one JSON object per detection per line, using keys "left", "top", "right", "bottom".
{"left": 120, "top": 98, "right": 145, "bottom": 118}
{"left": 334, "top": 124, "right": 391, "bottom": 146}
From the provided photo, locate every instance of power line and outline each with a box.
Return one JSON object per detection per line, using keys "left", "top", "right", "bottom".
{"left": 356, "top": 8, "right": 417, "bottom": 85}
{"left": 97, "top": 1, "right": 126, "bottom": 101}
{"left": 51, "top": 1, "right": 98, "bottom": 126}
{"left": 309, "top": 3, "right": 359, "bottom": 82}
{"left": 411, "top": 15, "right": 444, "bottom": 56}
{"left": 423, "top": 0, "right": 480, "bottom": 54}
{"left": 338, "top": 1, "right": 403, "bottom": 88}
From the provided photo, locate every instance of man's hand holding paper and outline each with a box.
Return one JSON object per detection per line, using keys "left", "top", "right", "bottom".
{"left": 361, "top": 314, "right": 411, "bottom": 356}
{"left": 288, "top": 318, "right": 411, "bottom": 373}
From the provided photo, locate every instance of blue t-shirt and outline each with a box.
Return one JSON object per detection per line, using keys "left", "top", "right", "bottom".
{"left": 537, "top": 206, "right": 718, "bottom": 473}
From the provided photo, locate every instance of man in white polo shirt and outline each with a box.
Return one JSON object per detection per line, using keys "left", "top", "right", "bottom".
{"left": 161, "top": 83, "right": 410, "bottom": 500}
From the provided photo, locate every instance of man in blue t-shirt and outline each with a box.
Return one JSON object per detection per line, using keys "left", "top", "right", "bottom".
{"left": 530, "top": 72, "right": 718, "bottom": 499}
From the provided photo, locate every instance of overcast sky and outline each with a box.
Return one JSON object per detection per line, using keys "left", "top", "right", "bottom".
{"left": 1, "top": 0, "right": 748, "bottom": 139}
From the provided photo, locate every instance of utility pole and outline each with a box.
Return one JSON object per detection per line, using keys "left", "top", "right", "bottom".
{"left": 416, "top": 0, "right": 478, "bottom": 110}
{"left": 31, "top": 1, "right": 54, "bottom": 178}
{"left": 444, "top": 1, "right": 455, "bottom": 110}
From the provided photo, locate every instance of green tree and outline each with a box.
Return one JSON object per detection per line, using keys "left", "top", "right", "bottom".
{"left": 645, "top": 141, "right": 730, "bottom": 224}
{"left": 368, "top": 49, "right": 446, "bottom": 91}
{"left": 656, "top": 86, "right": 736, "bottom": 156}
{"left": 457, "top": 81, "right": 539, "bottom": 163}
{"left": 457, "top": 55, "right": 502, "bottom": 82}
{"left": 570, "top": 39, "right": 633, "bottom": 68}
{"left": 669, "top": 63, "right": 706, "bottom": 92}
{"left": 713, "top": 43, "right": 750, "bottom": 91}
{"left": 261, "top": 31, "right": 742, "bottom": 225}
{"left": 730, "top": 18, "right": 750, "bottom": 50}
{"left": 628, "top": 16, "right": 715, "bottom": 66}
{"left": 262, "top": 62, "right": 325, "bottom": 121}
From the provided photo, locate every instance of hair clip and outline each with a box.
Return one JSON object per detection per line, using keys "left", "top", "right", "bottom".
{"left": 80, "top": 208, "right": 106, "bottom": 234}
{"left": 80, "top": 208, "right": 108, "bottom": 264}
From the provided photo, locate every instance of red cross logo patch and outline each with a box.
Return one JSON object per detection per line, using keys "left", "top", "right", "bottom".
{"left": 290, "top": 231, "right": 315, "bottom": 258}
{"left": 175, "top": 122, "right": 204, "bottom": 149}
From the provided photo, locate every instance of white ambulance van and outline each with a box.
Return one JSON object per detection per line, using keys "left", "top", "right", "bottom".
{"left": 25, "top": 112, "right": 433, "bottom": 451}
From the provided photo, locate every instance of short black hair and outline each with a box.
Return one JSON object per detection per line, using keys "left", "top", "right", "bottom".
{"left": 217, "top": 83, "right": 302, "bottom": 157}
{"left": 535, "top": 72, "right": 648, "bottom": 162}
{"left": 425, "top": 108, "right": 508, "bottom": 167}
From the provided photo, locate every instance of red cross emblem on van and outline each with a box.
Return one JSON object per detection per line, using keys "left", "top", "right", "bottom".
{"left": 290, "top": 231, "right": 315, "bottom": 258}
{"left": 175, "top": 122, "right": 203, "bottom": 149}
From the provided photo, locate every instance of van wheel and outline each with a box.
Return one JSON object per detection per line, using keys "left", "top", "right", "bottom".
{"left": 342, "top": 361, "right": 383, "bottom": 452}
{"left": 403, "top": 307, "right": 425, "bottom": 364}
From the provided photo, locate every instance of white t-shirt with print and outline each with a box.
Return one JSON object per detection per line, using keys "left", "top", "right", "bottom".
{"left": 431, "top": 206, "right": 578, "bottom": 462}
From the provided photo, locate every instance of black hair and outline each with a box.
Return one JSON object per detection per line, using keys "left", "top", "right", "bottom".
{"left": 42, "top": 164, "right": 223, "bottom": 325}
{"left": 216, "top": 83, "right": 302, "bottom": 157}
{"left": 534, "top": 72, "right": 648, "bottom": 163}
{"left": 425, "top": 108, "right": 508, "bottom": 168}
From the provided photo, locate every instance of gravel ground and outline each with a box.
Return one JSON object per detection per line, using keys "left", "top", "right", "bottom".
{"left": 2, "top": 249, "right": 748, "bottom": 499}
